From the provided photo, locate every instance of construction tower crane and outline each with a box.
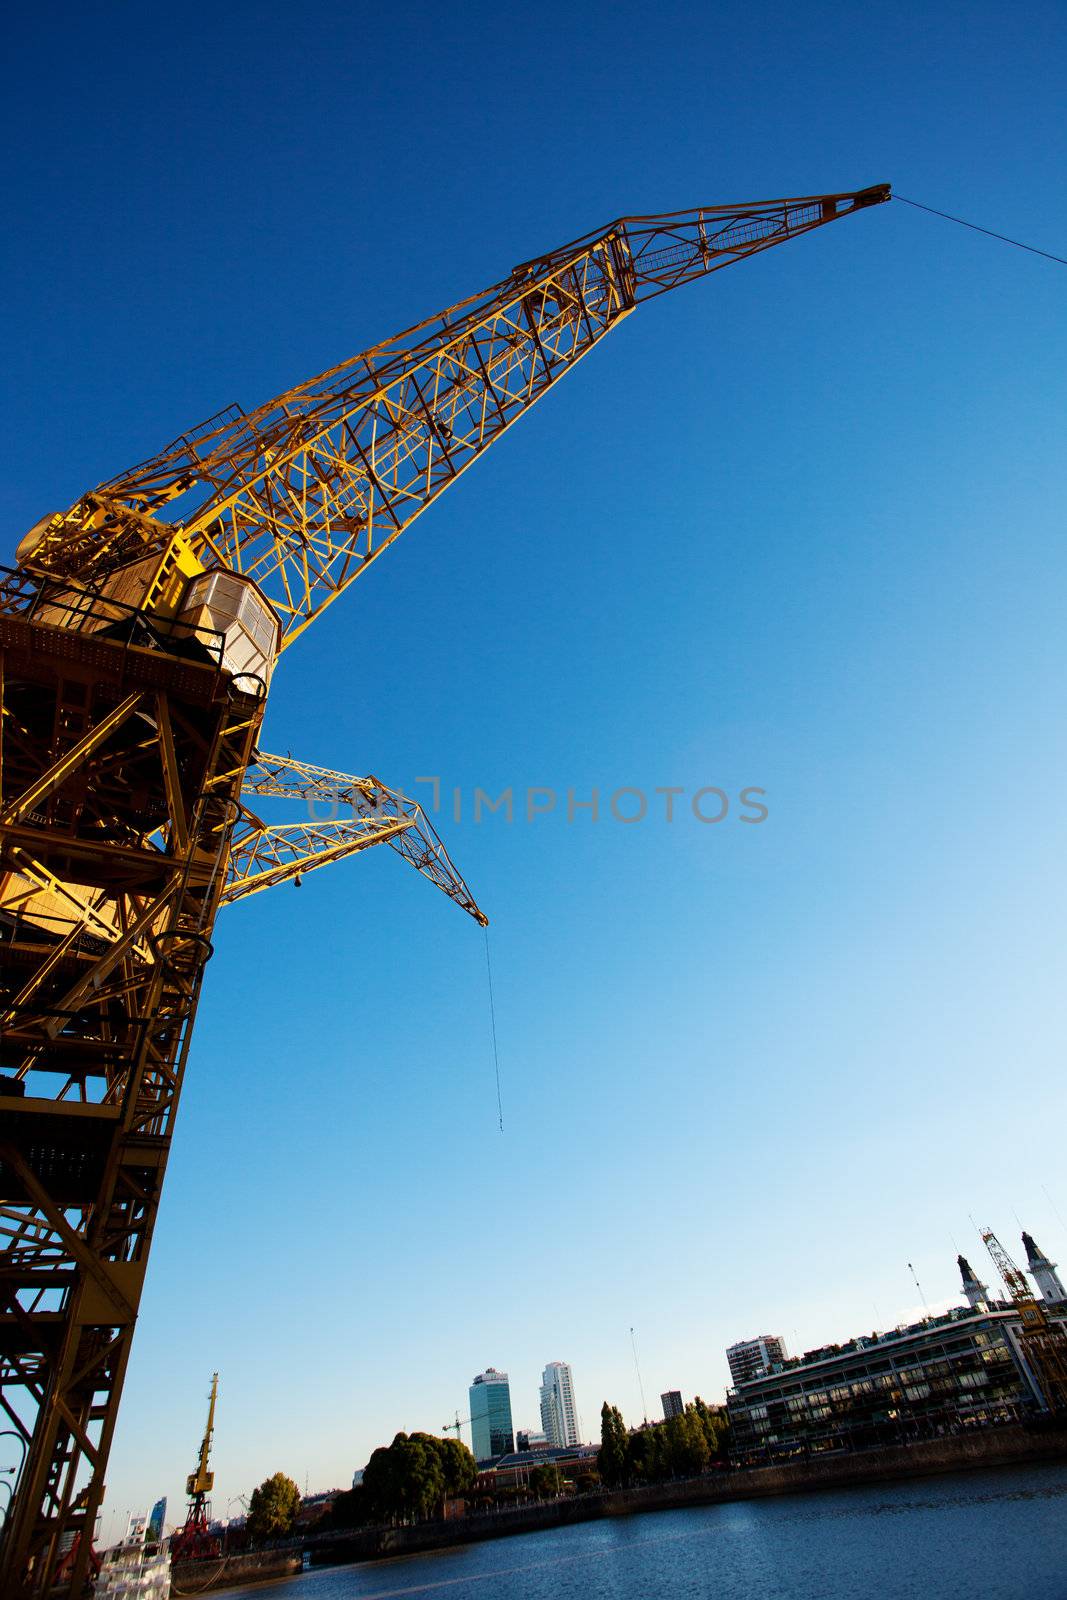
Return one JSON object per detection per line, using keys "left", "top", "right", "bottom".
{"left": 170, "top": 1373, "right": 222, "bottom": 1563}
{"left": 0, "top": 182, "right": 889, "bottom": 1597}
{"left": 442, "top": 1413, "right": 472, "bottom": 1443}
{"left": 981, "top": 1229, "right": 1067, "bottom": 1414}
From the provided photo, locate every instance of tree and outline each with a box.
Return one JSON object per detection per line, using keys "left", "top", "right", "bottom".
{"left": 246, "top": 1473, "right": 301, "bottom": 1544}
{"left": 690, "top": 1407, "right": 713, "bottom": 1470}
{"left": 692, "top": 1396, "right": 730, "bottom": 1461}
{"left": 597, "top": 1402, "right": 629, "bottom": 1487}
{"left": 528, "top": 1463, "right": 560, "bottom": 1498}
{"left": 318, "top": 1485, "right": 367, "bottom": 1530}
{"left": 362, "top": 1431, "right": 477, "bottom": 1523}
{"left": 431, "top": 1434, "right": 478, "bottom": 1499}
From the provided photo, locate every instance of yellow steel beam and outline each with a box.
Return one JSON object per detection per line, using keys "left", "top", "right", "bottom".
{"left": 0, "top": 692, "right": 142, "bottom": 826}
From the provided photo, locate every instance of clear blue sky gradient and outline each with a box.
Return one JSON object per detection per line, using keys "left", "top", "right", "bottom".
{"left": 4, "top": 0, "right": 1066, "bottom": 1535}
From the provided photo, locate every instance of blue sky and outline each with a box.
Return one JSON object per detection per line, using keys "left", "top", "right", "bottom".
{"left": 4, "top": 0, "right": 1066, "bottom": 1537}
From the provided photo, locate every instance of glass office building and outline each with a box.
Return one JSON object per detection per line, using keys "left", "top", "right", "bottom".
{"left": 469, "top": 1367, "right": 514, "bottom": 1462}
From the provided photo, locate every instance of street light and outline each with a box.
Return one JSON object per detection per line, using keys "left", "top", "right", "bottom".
{"left": 0, "top": 1479, "right": 14, "bottom": 1530}
{"left": 0, "top": 1434, "right": 28, "bottom": 1541}
{"left": 0, "top": 1432, "right": 28, "bottom": 1480}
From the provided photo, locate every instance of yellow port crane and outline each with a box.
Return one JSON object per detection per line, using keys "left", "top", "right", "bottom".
{"left": 187, "top": 1373, "right": 218, "bottom": 1510}
{"left": 981, "top": 1229, "right": 1067, "bottom": 1415}
{"left": 169, "top": 1373, "right": 221, "bottom": 1563}
{"left": 0, "top": 182, "right": 889, "bottom": 1597}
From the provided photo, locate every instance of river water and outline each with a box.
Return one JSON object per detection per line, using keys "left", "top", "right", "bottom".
{"left": 214, "top": 1464, "right": 1067, "bottom": 1600}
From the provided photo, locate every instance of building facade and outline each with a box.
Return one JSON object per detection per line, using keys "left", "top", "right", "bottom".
{"left": 478, "top": 1443, "right": 600, "bottom": 1493}
{"left": 539, "top": 1361, "right": 579, "bottom": 1448}
{"left": 726, "top": 1335, "right": 788, "bottom": 1387}
{"left": 469, "top": 1368, "right": 515, "bottom": 1462}
{"left": 661, "top": 1390, "right": 684, "bottom": 1420}
{"left": 726, "top": 1302, "right": 1062, "bottom": 1461}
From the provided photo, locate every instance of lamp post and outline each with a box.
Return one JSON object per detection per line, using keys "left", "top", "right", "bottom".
{"left": 0, "top": 1432, "right": 28, "bottom": 1481}
{"left": 0, "top": 1434, "right": 28, "bottom": 1542}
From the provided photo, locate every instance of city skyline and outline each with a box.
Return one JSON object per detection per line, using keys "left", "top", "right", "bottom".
{"left": 95, "top": 1219, "right": 1067, "bottom": 1540}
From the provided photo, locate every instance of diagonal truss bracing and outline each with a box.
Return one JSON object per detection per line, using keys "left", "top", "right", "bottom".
{"left": 26, "top": 188, "right": 889, "bottom": 647}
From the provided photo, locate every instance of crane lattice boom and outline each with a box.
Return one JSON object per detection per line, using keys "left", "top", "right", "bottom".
{"left": 19, "top": 188, "right": 888, "bottom": 645}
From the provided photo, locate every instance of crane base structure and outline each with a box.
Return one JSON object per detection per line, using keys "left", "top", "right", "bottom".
{"left": 0, "top": 184, "right": 889, "bottom": 1596}
{"left": 0, "top": 578, "right": 262, "bottom": 1595}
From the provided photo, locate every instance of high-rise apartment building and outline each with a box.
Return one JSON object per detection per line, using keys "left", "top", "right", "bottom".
{"left": 661, "top": 1390, "right": 684, "bottom": 1420}
{"left": 726, "top": 1335, "right": 788, "bottom": 1387}
{"left": 469, "top": 1368, "right": 514, "bottom": 1461}
{"left": 539, "top": 1361, "right": 579, "bottom": 1447}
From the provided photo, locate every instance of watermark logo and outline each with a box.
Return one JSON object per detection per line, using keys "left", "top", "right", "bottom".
{"left": 305, "top": 778, "right": 768, "bottom": 827}
{"left": 410, "top": 779, "right": 768, "bottom": 825}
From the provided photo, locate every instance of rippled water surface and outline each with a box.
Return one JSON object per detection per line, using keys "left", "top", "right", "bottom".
{"left": 213, "top": 1463, "right": 1067, "bottom": 1600}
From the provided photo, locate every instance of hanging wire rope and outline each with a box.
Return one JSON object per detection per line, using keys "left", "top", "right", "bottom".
{"left": 895, "top": 195, "right": 1067, "bottom": 266}
{"left": 484, "top": 927, "right": 504, "bottom": 1132}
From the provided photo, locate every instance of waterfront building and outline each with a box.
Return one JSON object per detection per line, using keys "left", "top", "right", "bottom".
{"left": 661, "top": 1390, "right": 684, "bottom": 1420}
{"left": 470, "top": 1368, "right": 515, "bottom": 1461}
{"left": 477, "top": 1442, "right": 600, "bottom": 1492}
{"left": 726, "top": 1335, "right": 788, "bottom": 1387}
{"left": 539, "top": 1361, "right": 579, "bottom": 1447}
{"left": 957, "top": 1255, "right": 991, "bottom": 1311}
{"left": 726, "top": 1263, "right": 1067, "bottom": 1461}
{"left": 1022, "top": 1232, "right": 1066, "bottom": 1303}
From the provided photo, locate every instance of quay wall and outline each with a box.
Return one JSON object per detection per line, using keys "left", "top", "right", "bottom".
{"left": 171, "top": 1546, "right": 302, "bottom": 1594}
{"left": 309, "top": 1425, "right": 1067, "bottom": 1569}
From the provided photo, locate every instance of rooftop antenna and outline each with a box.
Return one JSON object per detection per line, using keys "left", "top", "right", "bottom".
{"left": 1042, "top": 1185, "right": 1067, "bottom": 1232}
{"left": 630, "top": 1326, "right": 648, "bottom": 1424}
{"left": 908, "top": 1262, "right": 930, "bottom": 1315}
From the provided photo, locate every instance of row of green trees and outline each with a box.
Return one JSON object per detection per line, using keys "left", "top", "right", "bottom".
{"left": 247, "top": 1400, "right": 727, "bottom": 1545}
{"left": 598, "top": 1398, "right": 729, "bottom": 1487}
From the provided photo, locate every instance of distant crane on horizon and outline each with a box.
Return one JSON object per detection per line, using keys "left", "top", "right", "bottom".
{"left": 169, "top": 1375, "right": 222, "bottom": 1564}
{"left": 981, "top": 1230, "right": 1067, "bottom": 1413}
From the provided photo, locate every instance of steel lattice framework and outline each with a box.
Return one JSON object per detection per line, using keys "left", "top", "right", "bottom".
{"left": 0, "top": 183, "right": 888, "bottom": 1596}
{"left": 982, "top": 1229, "right": 1067, "bottom": 1413}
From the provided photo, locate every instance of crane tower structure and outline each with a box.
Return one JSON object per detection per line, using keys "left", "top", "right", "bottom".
{"left": 169, "top": 1372, "right": 221, "bottom": 1563}
{"left": 981, "top": 1229, "right": 1067, "bottom": 1414}
{"left": 0, "top": 182, "right": 889, "bottom": 1596}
